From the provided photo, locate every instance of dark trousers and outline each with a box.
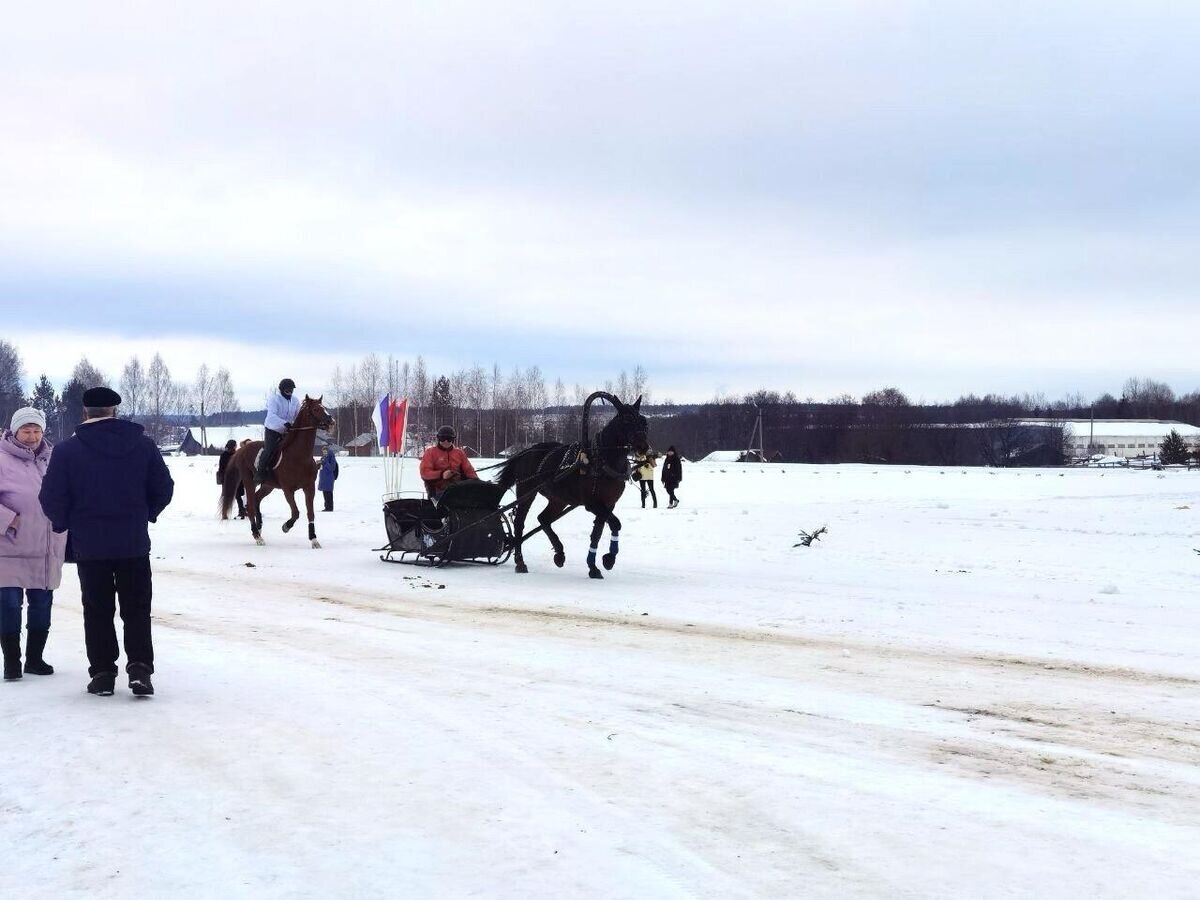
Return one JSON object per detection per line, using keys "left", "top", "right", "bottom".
{"left": 235, "top": 482, "right": 246, "bottom": 517}
{"left": 639, "top": 480, "right": 657, "bottom": 508}
{"left": 0, "top": 588, "right": 53, "bottom": 634}
{"left": 257, "top": 429, "right": 284, "bottom": 481}
{"left": 77, "top": 557, "right": 154, "bottom": 676}
{"left": 322, "top": 490, "right": 333, "bottom": 511}
{"left": 664, "top": 485, "right": 678, "bottom": 504}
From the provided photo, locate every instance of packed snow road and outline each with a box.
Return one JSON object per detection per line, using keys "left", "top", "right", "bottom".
{"left": 3, "top": 458, "right": 1199, "bottom": 898}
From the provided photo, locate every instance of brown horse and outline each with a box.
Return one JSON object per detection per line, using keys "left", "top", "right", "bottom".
{"left": 494, "top": 393, "right": 648, "bottom": 578}
{"left": 219, "top": 396, "right": 335, "bottom": 547}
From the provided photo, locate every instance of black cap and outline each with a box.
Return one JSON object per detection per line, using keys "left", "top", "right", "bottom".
{"left": 436, "top": 425, "right": 456, "bottom": 442}
{"left": 279, "top": 378, "right": 296, "bottom": 392}
{"left": 82, "top": 386, "right": 121, "bottom": 407}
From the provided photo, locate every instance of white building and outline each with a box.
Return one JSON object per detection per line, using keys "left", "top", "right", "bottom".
{"left": 1046, "top": 419, "right": 1200, "bottom": 459}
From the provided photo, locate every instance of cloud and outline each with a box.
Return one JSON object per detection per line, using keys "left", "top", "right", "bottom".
{"left": 2, "top": 1, "right": 1199, "bottom": 403}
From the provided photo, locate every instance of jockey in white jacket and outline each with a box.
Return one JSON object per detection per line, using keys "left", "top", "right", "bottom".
{"left": 256, "top": 378, "right": 301, "bottom": 483}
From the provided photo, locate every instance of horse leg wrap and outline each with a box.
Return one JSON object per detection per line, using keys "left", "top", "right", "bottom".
{"left": 602, "top": 535, "right": 619, "bottom": 570}
{"left": 587, "top": 545, "right": 598, "bottom": 569}
{"left": 308, "top": 522, "right": 316, "bottom": 541}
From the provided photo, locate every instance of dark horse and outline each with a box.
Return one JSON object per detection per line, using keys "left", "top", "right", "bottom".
{"left": 495, "top": 392, "right": 649, "bottom": 579}
{"left": 219, "top": 396, "right": 335, "bottom": 548}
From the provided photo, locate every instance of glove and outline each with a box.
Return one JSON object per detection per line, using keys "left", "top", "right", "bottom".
{"left": 284, "top": 422, "right": 292, "bottom": 431}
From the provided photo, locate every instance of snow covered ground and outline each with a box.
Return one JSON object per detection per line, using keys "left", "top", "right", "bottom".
{"left": 4, "top": 458, "right": 1200, "bottom": 898}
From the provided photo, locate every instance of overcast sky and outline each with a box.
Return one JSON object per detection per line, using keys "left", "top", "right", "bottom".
{"left": 2, "top": 1, "right": 1198, "bottom": 406}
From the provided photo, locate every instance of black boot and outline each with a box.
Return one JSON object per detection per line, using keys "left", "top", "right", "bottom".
{"left": 2, "top": 632, "right": 21, "bottom": 681}
{"left": 87, "top": 671, "right": 116, "bottom": 695}
{"left": 128, "top": 662, "right": 154, "bottom": 697}
{"left": 24, "top": 628, "right": 53, "bottom": 675}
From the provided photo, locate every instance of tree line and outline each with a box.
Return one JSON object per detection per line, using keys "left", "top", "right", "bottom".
{"left": 0, "top": 339, "right": 650, "bottom": 456}
{"left": 644, "top": 379, "right": 1200, "bottom": 465}
{"left": 4, "top": 336, "right": 1197, "bottom": 466}
{"left": 0, "top": 341, "right": 240, "bottom": 446}
{"left": 326, "top": 355, "right": 650, "bottom": 456}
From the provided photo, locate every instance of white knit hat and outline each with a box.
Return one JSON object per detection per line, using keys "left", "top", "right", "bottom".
{"left": 10, "top": 407, "right": 46, "bottom": 432}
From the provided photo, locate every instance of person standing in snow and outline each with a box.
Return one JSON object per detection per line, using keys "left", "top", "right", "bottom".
{"left": 318, "top": 445, "right": 339, "bottom": 512}
{"left": 0, "top": 407, "right": 68, "bottom": 681}
{"left": 633, "top": 449, "right": 658, "bottom": 508}
{"left": 661, "top": 445, "right": 683, "bottom": 509}
{"left": 256, "top": 378, "right": 300, "bottom": 484}
{"left": 216, "top": 439, "right": 245, "bottom": 518}
{"left": 38, "top": 387, "right": 174, "bottom": 697}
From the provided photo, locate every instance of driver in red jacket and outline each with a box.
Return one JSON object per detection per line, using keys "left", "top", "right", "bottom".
{"left": 419, "top": 426, "right": 478, "bottom": 498}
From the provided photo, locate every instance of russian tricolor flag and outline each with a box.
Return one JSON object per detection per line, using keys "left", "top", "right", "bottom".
{"left": 373, "top": 395, "right": 409, "bottom": 454}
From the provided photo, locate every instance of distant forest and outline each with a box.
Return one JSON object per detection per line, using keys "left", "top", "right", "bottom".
{"left": 2, "top": 339, "right": 1197, "bottom": 465}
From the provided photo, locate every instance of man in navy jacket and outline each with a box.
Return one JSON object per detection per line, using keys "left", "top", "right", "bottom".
{"left": 39, "top": 387, "right": 174, "bottom": 697}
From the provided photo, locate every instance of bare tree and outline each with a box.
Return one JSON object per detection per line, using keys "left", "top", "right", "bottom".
{"left": 631, "top": 364, "right": 649, "bottom": 404}
{"left": 119, "top": 357, "right": 147, "bottom": 419}
{"left": 360, "top": 353, "right": 384, "bottom": 404}
{"left": 346, "top": 364, "right": 361, "bottom": 442}
{"left": 359, "top": 353, "right": 384, "bottom": 440}
{"left": 466, "top": 365, "right": 487, "bottom": 452}
{"left": 507, "top": 367, "right": 529, "bottom": 446}
{"left": 491, "top": 363, "right": 503, "bottom": 455}
{"left": 72, "top": 358, "right": 107, "bottom": 390}
{"left": 412, "top": 356, "right": 429, "bottom": 438}
{"left": 145, "top": 353, "right": 180, "bottom": 444}
{"left": 0, "top": 340, "right": 24, "bottom": 426}
{"left": 213, "top": 367, "right": 239, "bottom": 422}
{"left": 450, "top": 368, "right": 469, "bottom": 437}
{"left": 1122, "top": 377, "right": 1175, "bottom": 417}
{"left": 192, "top": 364, "right": 219, "bottom": 449}
{"left": 552, "top": 377, "right": 567, "bottom": 440}
{"left": 526, "top": 365, "right": 547, "bottom": 441}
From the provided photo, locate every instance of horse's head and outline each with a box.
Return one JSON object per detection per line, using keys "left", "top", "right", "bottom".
{"left": 607, "top": 394, "right": 649, "bottom": 455}
{"left": 296, "top": 395, "right": 336, "bottom": 432}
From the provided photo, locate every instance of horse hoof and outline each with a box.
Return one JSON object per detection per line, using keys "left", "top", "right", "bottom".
{"left": 554, "top": 553, "right": 565, "bottom": 568}
{"left": 589, "top": 569, "right": 603, "bottom": 579}
{"left": 311, "top": 540, "right": 322, "bottom": 549}
{"left": 602, "top": 554, "right": 616, "bottom": 570}
{"left": 282, "top": 522, "right": 293, "bottom": 533}
{"left": 254, "top": 537, "right": 265, "bottom": 546}
{"left": 515, "top": 563, "right": 528, "bottom": 574}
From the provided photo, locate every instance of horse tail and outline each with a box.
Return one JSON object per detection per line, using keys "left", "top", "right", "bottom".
{"left": 219, "top": 457, "right": 242, "bottom": 520}
{"left": 494, "top": 455, "right": 526, "bottom": 493}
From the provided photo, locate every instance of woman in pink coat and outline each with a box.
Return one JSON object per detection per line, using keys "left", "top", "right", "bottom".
{"left": 1, "top": 407, "right": 68, "bottom": 680}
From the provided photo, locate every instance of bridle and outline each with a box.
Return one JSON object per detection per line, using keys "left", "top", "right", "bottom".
{"left": 290, "top": 400, "right": 335, "bottom": 433}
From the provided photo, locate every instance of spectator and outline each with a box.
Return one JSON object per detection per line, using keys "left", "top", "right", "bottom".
{"left": 216, "top": 439, "right": 245, "bottom": 518}
{"left": 1, "top": 407, "right": 68, "bottom": 681}
{"left": 318, "top": 445, "right": 339, "bottom": 512}
{"left": 661, "top": 445, "right": 683, "bottom": 508}
{"left": 633, "top": 449, "right": 658, "bottom": 509}
{"left": 39, "top": 387, "right": 174, "bottom": 697}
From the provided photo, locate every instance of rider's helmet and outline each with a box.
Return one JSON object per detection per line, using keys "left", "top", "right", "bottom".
{"left": 279, "top": 378, "right": 296, "bottom": 395}
{"left": 436, "top": 425, "right": 456, "bottom": 443}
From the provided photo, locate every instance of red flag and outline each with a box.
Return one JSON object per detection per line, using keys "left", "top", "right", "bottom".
{"left": 388, "top": 398, "right": 408, "bottom": 454}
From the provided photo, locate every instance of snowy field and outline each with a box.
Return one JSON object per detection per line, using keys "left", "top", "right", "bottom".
{"left": 4, "top": 457, "right": 1200, "bottom": 899}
